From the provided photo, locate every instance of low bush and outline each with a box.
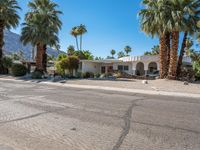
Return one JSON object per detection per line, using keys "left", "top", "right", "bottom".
{"left": 94, "top": 73, "right": 101, "bottom": 78}
{"left": 31, "top": 70, "right": 44, "bottom": 79}
{"left": 82, "top": 72, "right": 94, "bottom": 78}
{"left": 11, "top": 64, "right": 27, "bottom": 77}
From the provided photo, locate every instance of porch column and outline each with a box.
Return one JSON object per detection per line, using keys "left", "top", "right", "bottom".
{"left": 105, "top": 66, "right": 108, "bottom": 74}
{"left": 144, "top": 62, "right": 149, "bottom": 76}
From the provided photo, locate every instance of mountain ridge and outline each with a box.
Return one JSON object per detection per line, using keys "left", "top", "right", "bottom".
{"left": 3, "top": 30, "right": 64, "bottom": 60}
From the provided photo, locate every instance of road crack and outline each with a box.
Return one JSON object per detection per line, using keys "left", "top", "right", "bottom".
{"left": 112, "top": 99, "right": 143, "bottom": 150}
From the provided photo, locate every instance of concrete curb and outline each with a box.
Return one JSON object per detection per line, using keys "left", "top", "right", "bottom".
{"left": 1, "top": 78, "right": 200, "bottom": 98}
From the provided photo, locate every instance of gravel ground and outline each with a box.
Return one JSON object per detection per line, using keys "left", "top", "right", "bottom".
{"left": 64, "top": 79, "right": 200, "bottom": 94}
{"left": 0, "top": 79, "right": 200, "bottom": 150}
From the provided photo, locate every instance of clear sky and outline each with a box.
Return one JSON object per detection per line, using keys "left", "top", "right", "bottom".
{"left": 12, "top": 0, "right": 159, "bottom": 58}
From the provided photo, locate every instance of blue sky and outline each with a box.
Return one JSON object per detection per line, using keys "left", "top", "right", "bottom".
{"left": 12, "top": 0, "right": 159, "bottom": 58}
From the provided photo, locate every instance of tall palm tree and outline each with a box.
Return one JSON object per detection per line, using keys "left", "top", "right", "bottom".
{"left": 176, "top": 0, "right": 200, "bottom": 77}
{"left": 139, "top": 0, "right": 170, "bottom": 79}
{"left": 21, "top": 0, "right": 62, "bottom": 72}
{"left": 110, "top": 49, "right": 116, "bottom": 58}
{"left": 78, "top": 24, "right": 87, "bottom": 51}
{"left": 70, "top": 27, "right": 79, "bottom": 50}
{"left": 124, "top": 46, "right": 132, "bottom": 56}
{"left": 0, "top": 0, "right": 20, "bottom": 74}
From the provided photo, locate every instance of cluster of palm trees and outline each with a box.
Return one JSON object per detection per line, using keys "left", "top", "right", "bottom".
{"left": 0, "top": 0, "right": 62, "bottom": 74}
{"left": 139, "top": 0, "right": 200, "bottom": 79}
{"left": 70, "top": 25, "right": 87, "bottom": 51}
{"left": 109, "top": 46, "right": 132, "bottom": 59}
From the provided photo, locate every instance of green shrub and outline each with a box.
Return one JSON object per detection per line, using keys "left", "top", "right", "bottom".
{"left": 31, "top": 71, "right": 44, "bottom": 79}
{"left": 193, "top": 62, "right": 200, "bottom": 79}
{"left": 82, "top": 72, "right": 94, "bottom": 78}
{"left": 55, "top": 61, "right": 65, "bottom": 77}
{"left": 76, "top": 72, "right": 82, "bottom": 78}
{"left": 11, "top": 64, "right": 27, "bottom": 76}
{"left": 94, "top": 73, "right": 100, "bottom": 78}
{"left": 2, "top": 56, "right": 13, "bottom": 69}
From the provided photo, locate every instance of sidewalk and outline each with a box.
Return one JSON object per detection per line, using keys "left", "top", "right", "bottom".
{"left": 0, "top": 76, "right": 200, "bottom": 98}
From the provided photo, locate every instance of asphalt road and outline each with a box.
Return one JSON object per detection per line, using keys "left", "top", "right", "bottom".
{"left": 0, "top": 79, "right": 199, "bottom": 150}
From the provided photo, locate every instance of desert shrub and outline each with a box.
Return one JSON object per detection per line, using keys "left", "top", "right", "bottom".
{"left": 2, "top": 56, "right": 13, "bottom": 69}
{"left": 82, "top": 72, "right": 94, "bottom": 78}
{"left": 11, "top": 64, "right": 27, "bottom": 76}
{"left": 94, "top": 73, "right": 101, "bottom": 78}
{"left": 31, "top": 70, "right": 44, "bottom": 79}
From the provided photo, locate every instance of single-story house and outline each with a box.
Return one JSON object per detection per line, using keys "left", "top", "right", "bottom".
{"left": 79, "top": 55, "right": 192, "bottom": 76}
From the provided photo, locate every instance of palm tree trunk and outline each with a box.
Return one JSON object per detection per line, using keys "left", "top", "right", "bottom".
{"left": 176, "top": 32, "right": 188, "bottom": 77}
{"left": 168, "top": 31, "right": 179, "bottom": 80}
{"left": 75, "top": 36, "right": 79, "bottom": 50}
{"left": 159, "top": 35, "right": 167, "bottom": 79}
{"left": 43, "top": 45, "right": 47, "bottom": 72}
{"left": 36, "top": 43, "right": 45, "bottom": 72}
{"left": 0, "top": 21, "right": 5, "bottom": 74}
{"left": 165, "top": 32, "right": 171, "bottom": 76}
{"left": 80, "top": 34, "right": 82, "bottom": 51}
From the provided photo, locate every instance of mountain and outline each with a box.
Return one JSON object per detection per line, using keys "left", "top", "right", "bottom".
{"left": 3, "top": 30, "right": 65, "bottom": 60}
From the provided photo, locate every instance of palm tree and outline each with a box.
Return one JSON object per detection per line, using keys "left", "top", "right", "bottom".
{"left": 67, "top": 45, "right": 75, "bottom": 56}
{"left": 176, "top": 0, "right": 200, "bottom": 77}
{"left": 0, "top": 0, "right": 20, "bottom": 74}
{"left": 78, "top": 24, "right": 87, "bottom": 51}
{"left": 139, "top": 0, "right": 170, "bottom": 79}
{"left": 124, "top": 46, "right": 132, "bottom": 56}
{"left": 117, "top": 51, "right": 125, "bottom": 58}
{"left": 21, "top": 0, "right": 62, "bottom": 72}
{"left": 110, "top": 49, "right": 116, "bottom": 58}
{"left": 71, "top": 27, "right": 79, "bottom": 50}
{"left": 151, "top": 45, "right": 160, "bottom": 55}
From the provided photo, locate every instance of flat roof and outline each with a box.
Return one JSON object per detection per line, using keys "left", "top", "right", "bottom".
{"left": 80, "top": 59, "right": 122, "bottom": 63}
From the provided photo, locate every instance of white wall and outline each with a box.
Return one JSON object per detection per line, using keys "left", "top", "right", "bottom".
{"left": 113, "top": 62, "right": 133, "bottom": 74}
{"left": 82, "top": 62, "right": 101, "bottom": 73}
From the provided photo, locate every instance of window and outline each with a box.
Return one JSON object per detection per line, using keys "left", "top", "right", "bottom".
{"left": 118, "top": 65, "right": 129, "bottom": 71}
{"left": 118, "top": 65, "right": 123, "bottom": 71}
{"left": 124, "top": 66, "right": 129, "bottom": 71}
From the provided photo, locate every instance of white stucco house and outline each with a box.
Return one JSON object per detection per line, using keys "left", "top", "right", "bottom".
{"left": 79, "top": 55, "right": 192, "bottom": 76}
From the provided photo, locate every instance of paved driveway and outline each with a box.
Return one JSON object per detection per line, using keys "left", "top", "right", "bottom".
{"left": 0, "top": 80, "right": 199, "bottom": 150}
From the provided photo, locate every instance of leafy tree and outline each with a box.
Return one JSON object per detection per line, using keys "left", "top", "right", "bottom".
{"left": 0, "top": 0, "right": 20, "bottom": 74}
{"left": 124, "top": 46, "right": 132, "bottom": 56}
{"left": 21, "top": 0, "right": 62, "bottom": 72}
{"left": 57, "top": 55, "right": 79, "bottom": 77}
{"left": 117, "top": 51, "right": 125, "bottom": 58}
{"left": 57, "top": 53, "right": 67, "bottom": 61}
{"left": 67, "top": 45, "right": 75, "bottom": 56}
{"left": 74, "top": 50, "right": 93, "bottom": 60}
{"left": 189, "top": 50, "right": 200, "bottom": 79}
{"left": 67, "top": 56, "right": 79, "bottom": 76}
